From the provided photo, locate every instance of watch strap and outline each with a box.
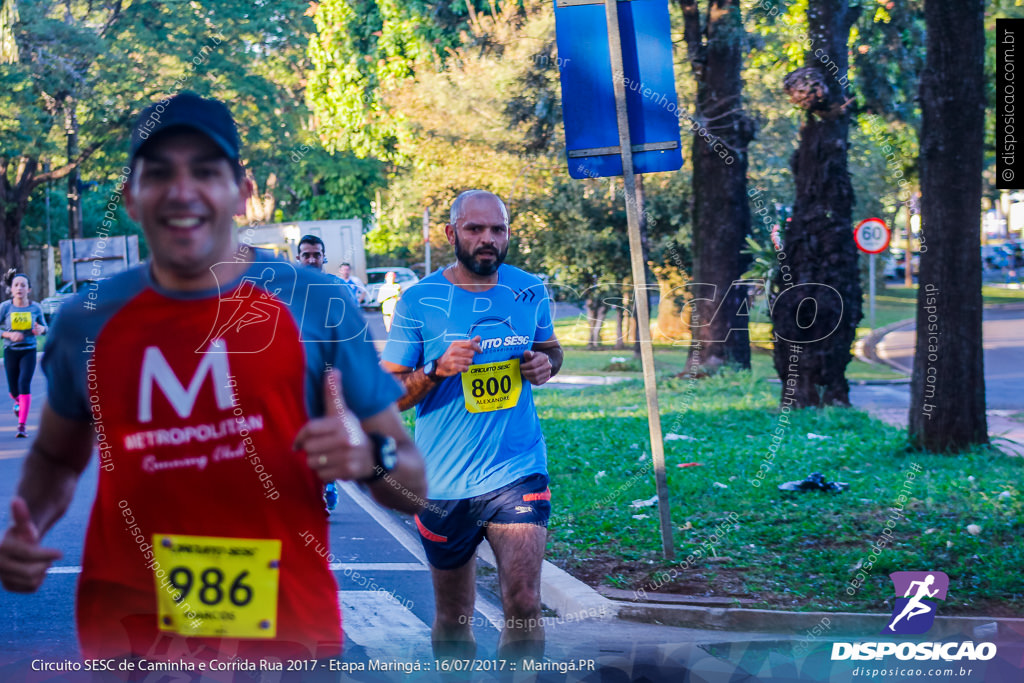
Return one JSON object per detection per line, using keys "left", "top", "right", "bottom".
{"left": 424, "top": 359, "right": 441, "bottom": 382}
{"left": 360, "top": 433, "right": 395, "bottom": 483}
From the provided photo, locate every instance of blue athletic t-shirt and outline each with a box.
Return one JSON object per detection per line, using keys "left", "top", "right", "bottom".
{"left": 382, "top": 265, "right": 554, "bottom": 500}
{"left": 0, "top": 300, "right": 47, "bottom": 351}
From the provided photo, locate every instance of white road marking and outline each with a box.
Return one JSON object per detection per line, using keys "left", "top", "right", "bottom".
{"left": 338, "top": 481, "right": 505, "bottom": 631}
{"left": 338, "top": 481, "right": 429, "bottom": 564}
{"left": 340, "top": 590, "right": 433, "bottom": 661}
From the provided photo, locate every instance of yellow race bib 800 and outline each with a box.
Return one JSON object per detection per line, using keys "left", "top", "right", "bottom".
{"left": 461, "top": 358, "right": 522, "bottom": 413}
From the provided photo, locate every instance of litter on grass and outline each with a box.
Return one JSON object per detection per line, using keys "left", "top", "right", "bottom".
{"left": 630, "top": 494, "right": 659, "bottom": 509}
{"left": 778, "top": 472, "right": 849, "bottom": 493}
{"left": 665, "top": 433, "right": 698, "bottom": 442}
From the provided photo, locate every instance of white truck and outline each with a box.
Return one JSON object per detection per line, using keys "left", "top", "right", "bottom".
{"left": 240, "top": 219, "right": 367, "bottom": 280}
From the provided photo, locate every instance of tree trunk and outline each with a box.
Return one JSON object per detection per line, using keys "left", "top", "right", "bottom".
{"left": 614, "top": 289, "right": 627, "bottom": 349}
{"left": 679, "top": 0, "right": 755, "bottom": 371}
{"left": 771, "top": 0, "right": 862, "bottom": 407}
{"left": 2, "top": 203, "right": 28, "bottom": 276}
{"left": 909, "top": 0, "right": 987, "bottom": 450}
{"left": 0, "top": 155, "right": 39, "bottom": 275}
{"left": 65, "top": 98, "right": 83, "bottom": 241}
{"left": 586, "top": 297, "right": 608, "bottom": 349}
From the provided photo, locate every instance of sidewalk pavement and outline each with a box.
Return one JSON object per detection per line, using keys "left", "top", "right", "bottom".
{"left": 855, "top": 310, "right": 1024, "bottom": 457}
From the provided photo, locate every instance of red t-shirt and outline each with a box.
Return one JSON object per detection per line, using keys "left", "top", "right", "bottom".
{"left": 42, "top": 260, "right": 401, "bottom": 664}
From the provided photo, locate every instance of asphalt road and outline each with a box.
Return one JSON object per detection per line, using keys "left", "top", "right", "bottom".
{"left": 872, "top": 305, "right": 1024, "bottom": 410}
{"left": 851, "top": 305, "right": 1024, "bottom": 456}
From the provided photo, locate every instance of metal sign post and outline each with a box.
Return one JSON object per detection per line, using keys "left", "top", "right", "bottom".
{"left": 869, "top": 254, "right": 876, "bottom": 329}
{"left": 603, "top": 0, "right": 674, "bottom": 559}
{"left": 854, "top": 218, "right": 892, "bottom": 330}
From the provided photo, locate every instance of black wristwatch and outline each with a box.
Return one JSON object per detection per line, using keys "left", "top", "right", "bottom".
{"left": 422, "top": 359, "right": 441, "bottom": 382}
{"left": 361, "top": 433, "right": 399, "bottom": 483}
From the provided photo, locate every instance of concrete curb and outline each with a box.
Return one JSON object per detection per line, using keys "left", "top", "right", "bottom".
{"left": 609, "top": 600, "right": 1023, "bottom": 639}
{"left": 538, "top": 560, "right": 621, "bottom": 621}
{"left": 854, "top": 300, "right": 1024, "bottom": 376}
{"left": 514, "top": 551, "right": 1023, "bottom": 640}
{"left": 854, "top": 317, "right": 914, "bottom": 375}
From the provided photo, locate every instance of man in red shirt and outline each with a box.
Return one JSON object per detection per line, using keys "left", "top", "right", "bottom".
{"left": 0, "top": 92, "right": 425, "bottom": 671}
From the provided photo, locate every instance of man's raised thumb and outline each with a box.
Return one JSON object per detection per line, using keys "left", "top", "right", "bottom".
{"left": 9, "top": 497, "right": 39, "bottom": 545}
{"left": 323, "top": 369, "right": 347, "bottom": 416}
{"left": 322, "top": 368, "right": 363, "bottom": 443}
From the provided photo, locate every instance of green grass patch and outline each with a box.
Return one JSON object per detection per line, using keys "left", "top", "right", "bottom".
{"left": 558, "top": 346, "right": 905, "bottom": 382}
{"left": 537, "top": 364, "right": 1024, "bottom": 616}
{"left": 556, "top": 346, "right": 690, "bottom": 376}
{"left": 555, "top": 285, "right": 1024, "bottom": 353}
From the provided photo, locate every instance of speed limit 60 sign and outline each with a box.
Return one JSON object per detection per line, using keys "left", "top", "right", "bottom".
{"left": 854, "top": 218, "right": 891, "bottom": 254}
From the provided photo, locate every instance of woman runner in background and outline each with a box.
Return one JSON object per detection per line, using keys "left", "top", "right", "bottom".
{"left": 378, "top": 270, "right": 402, "bottom": 332}
{"left": 0, "top": 272, "right": 48, "bottom": 438}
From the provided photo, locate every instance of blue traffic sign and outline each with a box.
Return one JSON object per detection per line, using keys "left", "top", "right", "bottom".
{"left": 554, "top": 0, "right": 683, "bottom": 179}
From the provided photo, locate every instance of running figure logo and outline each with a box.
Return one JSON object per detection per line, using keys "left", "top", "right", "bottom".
{"left": 882, "top": 571, "right": 949, "bottom": 635}
{"left": 202, "top": 265, "right": 287, "bottom": 354}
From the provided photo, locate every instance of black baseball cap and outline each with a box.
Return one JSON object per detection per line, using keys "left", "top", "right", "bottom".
{"left": 129, "top": 91, "right": 241, "bottom": 163}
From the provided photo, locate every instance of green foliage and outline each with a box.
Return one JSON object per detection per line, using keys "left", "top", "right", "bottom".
{"left": 741, "top": 234, "right": 779, "bottom": 288}
{"left": 280, "top": 147, "right": 386, "bottom": 222}
{"left": 21, "top": 180, "right": 145, "bottom": 256}
{"left": 4, "top": 0, "right": 335, "bottom": 262}
{"left": 520, "top": 171, "right": 690, "bottom": 304}
{"left": 6, "top": 0, "right": 997, "bottom": 322}
{"left": 850, "top": 0, "right": 925, "bottom": 122}
{"left": 359, "top": 1, "right": 566, "bottom": 262}
{"left": 742, "top": 0, "right": 931, "bottom": 278}
{"left": 306, "top": 0, "right": 478, "bottom": 161}
{"left": 331, "top": 0, "right": 692, "bottom": 298}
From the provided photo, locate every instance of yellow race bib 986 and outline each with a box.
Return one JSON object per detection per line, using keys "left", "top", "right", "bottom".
{"left": 153, "top": 534, "right": 282, "bottom": 639}
{"left": 461, "top": 358, "right": 522, "bottom": 413}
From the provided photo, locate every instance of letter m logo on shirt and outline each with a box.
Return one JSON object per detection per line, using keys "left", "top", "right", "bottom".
{"left": 138, "top": 341, "right": 235, "bottom": 423}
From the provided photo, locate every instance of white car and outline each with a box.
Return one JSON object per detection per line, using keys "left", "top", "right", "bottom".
{"left": 362, "top": 267, "right": 420, "bottom": 309}
{"left": 40, "top": 280, "right": 105, "bottom": 318}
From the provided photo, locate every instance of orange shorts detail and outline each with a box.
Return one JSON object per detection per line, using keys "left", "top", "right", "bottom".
{"left": 415, "top": 514, "right": 448, "bottom": 543}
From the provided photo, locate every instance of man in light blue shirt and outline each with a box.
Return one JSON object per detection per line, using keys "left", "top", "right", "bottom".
{"left": 382, "top": 190, "right": 562, "bottom": 662}
{"left": 337, "top": 262, "right": 367, "bottom": 305}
